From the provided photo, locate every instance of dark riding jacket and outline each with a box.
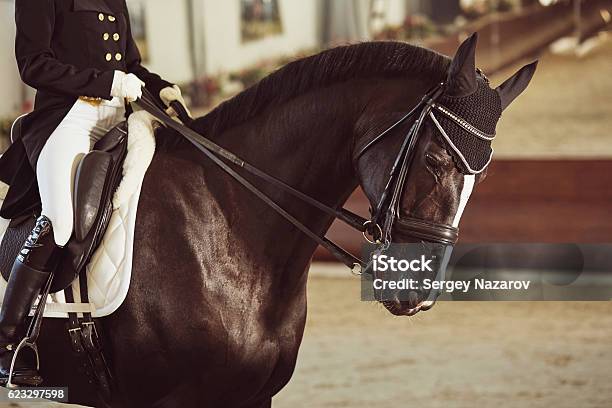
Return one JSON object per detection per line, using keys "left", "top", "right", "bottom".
{"left": 0, "top": 0, "right": 172, "bottom": 219}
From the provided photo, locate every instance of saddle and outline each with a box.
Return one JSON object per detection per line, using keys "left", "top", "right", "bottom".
{"left": 0, "top": 117, "right": 129, "bottom": 293}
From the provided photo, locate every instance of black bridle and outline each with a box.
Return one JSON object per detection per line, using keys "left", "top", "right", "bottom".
{"left": 354, "top": 83, "right": 457, "bottom": 250}
{"left": 136, "top": 83, "right": 481, "bottom": 274}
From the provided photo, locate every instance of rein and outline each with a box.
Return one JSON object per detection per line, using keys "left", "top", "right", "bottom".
{"left": 135, "top": 82, "right": 466, "bottom": 274}
{"left": 137, "top": 90, "right": 369, "bottom": 273}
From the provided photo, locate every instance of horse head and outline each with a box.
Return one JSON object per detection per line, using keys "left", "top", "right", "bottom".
{"left": 354, "top": 33, "right": 537, "bottom": 316}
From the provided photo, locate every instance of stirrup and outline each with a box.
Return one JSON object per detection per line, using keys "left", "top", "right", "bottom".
{"left": 6, "top": 271, "right": 54, "bottom": 388}
{"left": 6, "top": 337, "right": 40, "bottom": 388}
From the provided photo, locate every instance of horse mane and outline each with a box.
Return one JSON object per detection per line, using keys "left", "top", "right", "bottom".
{"left": 195, "top": 41, "right": 450, "bottom": 135}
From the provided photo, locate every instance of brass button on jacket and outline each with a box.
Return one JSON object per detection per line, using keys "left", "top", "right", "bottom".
{"left": 103, "top": 33, "right": 110, "bottom": 41}
{"left": 113, "top": 33, "right": 120, "bottom": 41}
{"left": 105, "top": 53, "right": 112, "bottom": 62}
{"left": 98, "top": 13, "right": 105, "bottom": 21}
{"left": 108, "top": 15, "right": 116, "bottom": 22}
{"left": 115, "top": 53, "right": 122, "bottom": 61}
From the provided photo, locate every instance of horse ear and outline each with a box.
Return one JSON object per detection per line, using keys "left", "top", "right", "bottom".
{"left": 446, "top": 32, "right": 479, "bottom": 97}
{"left": 496, "top": 61, "right": 538, "bottom": 111}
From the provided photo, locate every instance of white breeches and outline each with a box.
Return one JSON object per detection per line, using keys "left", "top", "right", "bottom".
{"left": 37, "top": 97, "right": 126, "bottom": 246}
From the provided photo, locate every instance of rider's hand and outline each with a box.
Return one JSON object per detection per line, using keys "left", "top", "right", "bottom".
{"left": 160, "top": 85, "right": 192, "bottom": 119}
{"left": 111, "top": 71, "right": 145, "bottom": 102}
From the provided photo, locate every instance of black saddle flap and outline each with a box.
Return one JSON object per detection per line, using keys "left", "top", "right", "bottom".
{"left": 54, "top": 122, "right": 128, "bottom": 291}
{"left": 73, "top": 151, "right": 113, "bottom": 242}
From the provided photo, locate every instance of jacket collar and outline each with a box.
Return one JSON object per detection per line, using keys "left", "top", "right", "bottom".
{"left": 73, "top": 0, "right": 114, "bottom": 14}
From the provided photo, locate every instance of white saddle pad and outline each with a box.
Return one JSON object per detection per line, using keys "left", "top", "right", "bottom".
{"left": 0, "top": 111, "right": 157, "bottom": 318}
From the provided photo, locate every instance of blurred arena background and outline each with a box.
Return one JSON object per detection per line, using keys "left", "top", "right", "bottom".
{"left": 0, "top": 0, "right": 611, "bottom": 407}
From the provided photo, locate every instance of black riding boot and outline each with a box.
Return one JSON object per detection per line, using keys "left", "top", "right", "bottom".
{"left": 0, "top": 216, "right": 60, "bottom": 386}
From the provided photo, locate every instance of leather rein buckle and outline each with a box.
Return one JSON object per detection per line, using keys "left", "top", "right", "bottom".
{"left": 362, "top": 220, "right": 383, "bottom": 244}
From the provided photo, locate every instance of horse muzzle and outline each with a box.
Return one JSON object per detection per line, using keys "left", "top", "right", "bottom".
{"left": 370, "top": 232, "right": 455, "bottom": 317}
{"left": 382, "top": 298, "right": 437, "bottom": 316}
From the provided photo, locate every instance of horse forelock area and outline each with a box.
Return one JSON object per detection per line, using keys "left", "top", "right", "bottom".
{"left": 194, "top": 41, "right": 450, "bottom": 136}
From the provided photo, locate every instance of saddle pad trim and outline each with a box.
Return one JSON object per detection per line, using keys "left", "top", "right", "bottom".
{"left": 30, "top": 302, "right": 95, "bottom": 315}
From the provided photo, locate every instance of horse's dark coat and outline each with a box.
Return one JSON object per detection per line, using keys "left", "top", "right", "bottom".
{"left": 33, "top": 39, "right": 535, "bottom": 407}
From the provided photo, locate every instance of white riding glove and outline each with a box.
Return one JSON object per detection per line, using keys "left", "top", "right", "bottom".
{"left": 111, "top": 71, "right": 145, "bottom": 102}
{"left": 159, "top": 85, "right": 192, "bottom": 119}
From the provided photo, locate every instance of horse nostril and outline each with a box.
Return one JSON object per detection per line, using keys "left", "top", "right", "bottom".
{"left": 407, "top": 291, "right": 419, "bottom": 309}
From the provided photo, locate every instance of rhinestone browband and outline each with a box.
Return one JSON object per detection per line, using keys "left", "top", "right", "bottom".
{"left": 432, "top": 103, "right": 496, "bottom": 141}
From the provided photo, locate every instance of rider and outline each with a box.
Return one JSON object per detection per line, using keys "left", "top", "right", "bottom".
{"left": 0, "top": 0, "right": 190, "bottom": 386}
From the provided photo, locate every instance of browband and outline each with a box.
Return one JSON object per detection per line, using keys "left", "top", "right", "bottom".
{"left": 432, "top": 103, "right": 496, "bottom": 141}
{"left": 428, "top": 112, "right": 493, "bottom": 175}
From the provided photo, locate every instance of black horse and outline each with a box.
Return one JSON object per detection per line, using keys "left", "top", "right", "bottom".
{"left": 34, "top": 34, "right": 535, "bottom": 407}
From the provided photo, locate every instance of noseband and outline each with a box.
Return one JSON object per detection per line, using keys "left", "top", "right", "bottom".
{"left": 136, "top": 82, "right": 491, "bottom": 275}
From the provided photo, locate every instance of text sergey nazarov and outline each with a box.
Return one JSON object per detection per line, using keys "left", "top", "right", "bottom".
{"left": 371, "top": 255, "right": 531, "bottom": 293}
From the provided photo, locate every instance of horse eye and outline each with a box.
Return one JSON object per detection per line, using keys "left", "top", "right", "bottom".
{"left": 425, "top": 153, "right": 441, "bottom": 167}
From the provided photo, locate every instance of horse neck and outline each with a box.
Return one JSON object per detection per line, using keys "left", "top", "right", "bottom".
{"left": 215, "top": 81, "right": 365, "bottom": 221}
{"left": 193, "top": 76, "right": 432, "bottom": 276}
